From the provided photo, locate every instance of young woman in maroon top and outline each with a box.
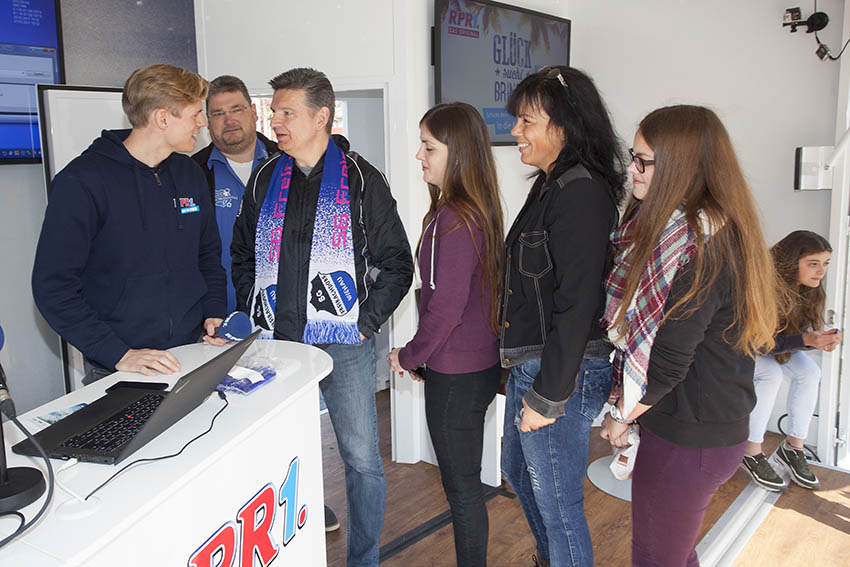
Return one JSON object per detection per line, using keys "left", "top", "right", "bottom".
{"left": 387, "top": 102, "right": 504, "bottom": 567}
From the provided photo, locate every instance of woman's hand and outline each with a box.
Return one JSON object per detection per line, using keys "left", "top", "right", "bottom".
{"left": 386, "top": 348, "right": 425, "bottom": 382}
{"left": 519, "top": 398, "right": 556, "bottom": 432}
{"left": 386, "top": 348, "right": 405, "bottom": 374}
{"left": 804, "top": 329, "right": 843, "bottom": 352}
{"left": 600, "top": 413, "right": 632, "bottom": 448}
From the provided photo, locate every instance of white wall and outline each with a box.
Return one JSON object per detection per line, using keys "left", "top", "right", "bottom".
{"left": 0, "top": 165, "right": 65, "bottom": 413}
{"left": 566, "top": 0, "right": 842, "bottom": 245}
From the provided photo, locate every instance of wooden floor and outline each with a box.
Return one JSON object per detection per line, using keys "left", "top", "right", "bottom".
{"left": 321, "top": 390, "right": 809, "bottom": 566}
{"left": 733, "top": 461, "right": 850, "bottom": 565}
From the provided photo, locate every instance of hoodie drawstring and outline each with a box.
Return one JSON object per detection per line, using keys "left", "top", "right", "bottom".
{"left": 133, "top": 164, "right": 148, "bottom": 230}
{"left": 428, "top": 213, "right": 438, "bottom": 290}
{"left": 162, "top": 165, "right": 184, "bottom": 230}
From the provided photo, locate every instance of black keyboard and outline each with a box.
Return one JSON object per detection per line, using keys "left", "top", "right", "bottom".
{"left": 60, "top": 393, "right": 165, "bottom": 453}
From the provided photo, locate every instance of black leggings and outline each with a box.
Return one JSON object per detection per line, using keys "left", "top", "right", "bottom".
{"left": 424, "top": 363, "right": 501, "bottom": 567}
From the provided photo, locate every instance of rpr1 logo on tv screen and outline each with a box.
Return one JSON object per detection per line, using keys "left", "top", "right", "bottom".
{"left": 438, "top": 0, "right": 570, "bottom": 143}
{"left": 188, "top": 457, "right": 307, "bottom": 567}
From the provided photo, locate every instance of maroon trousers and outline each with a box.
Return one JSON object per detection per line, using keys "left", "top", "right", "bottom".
{"left": 631, "top": 427, "right": 746, "bottom": 566}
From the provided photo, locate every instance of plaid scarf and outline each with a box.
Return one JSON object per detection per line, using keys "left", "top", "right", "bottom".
{"left": 602, "top": 208, "right": 698, "bottom": 414}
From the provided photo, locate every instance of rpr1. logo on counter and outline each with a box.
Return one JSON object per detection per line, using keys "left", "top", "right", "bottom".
{"left": 188, "top": 457, "right": 308, "bottom": 567}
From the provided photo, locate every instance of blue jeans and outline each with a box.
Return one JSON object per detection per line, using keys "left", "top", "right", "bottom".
{"left": 502, "top": 357, "right": 613, "bottom": 567}
{"left": 320, "top": 337, "right": 385, "bottom": 567}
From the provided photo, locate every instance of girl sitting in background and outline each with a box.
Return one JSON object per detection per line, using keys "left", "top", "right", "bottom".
{"left": 741, "top": 230, "right": 841, "bottom": 492}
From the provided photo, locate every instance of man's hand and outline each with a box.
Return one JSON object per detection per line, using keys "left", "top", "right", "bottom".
{"left": 519, "top": 398, "right": 556, "bottom": 432}
{"left": 202, "top": 317, "right": 229, "bottom": 346}
{"left": 115, "top": 348, "right": 181, "bottom": 376}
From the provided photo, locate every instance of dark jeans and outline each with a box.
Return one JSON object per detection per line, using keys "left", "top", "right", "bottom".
{"left": 425, "top": 363, "right": 501, "bottom": 567}
{"left": 632, "top": 427, "right": 747, "bottom": 567}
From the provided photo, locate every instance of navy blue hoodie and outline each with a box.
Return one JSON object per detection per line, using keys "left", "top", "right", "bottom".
{"left": 32, "top": 129, "right": 226, "bottom": 370}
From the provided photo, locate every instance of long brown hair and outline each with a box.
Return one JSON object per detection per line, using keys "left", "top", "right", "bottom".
{"left": 613, "top": 105, "right": 778, "bottom": 356}
{"left": 772, "top": 230, "right": 832, "bottom": 363}
{"left": 418, "top": 103, "right": 504, "bottom": 335}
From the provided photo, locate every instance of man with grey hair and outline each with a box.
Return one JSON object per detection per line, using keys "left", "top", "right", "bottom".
{"left": 192, "top": 75, "right": 278, "bottom": 313}
{"left": 231, "top": 67, "right": 412, "bottom": 566}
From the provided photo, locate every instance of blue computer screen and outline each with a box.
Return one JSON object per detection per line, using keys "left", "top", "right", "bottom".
{"left": 0, "top": 0, "right": 63, "bottom": 162}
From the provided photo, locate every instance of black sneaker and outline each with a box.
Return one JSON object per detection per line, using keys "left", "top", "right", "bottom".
{"left": 776, "top": 442, "right": 820, "bottom": 490}
{"left": 740, "top": 453, "right": 787, "bottom": 492}
{"left": 325, "top": 505, "right": 340, "bottom": 532}
{"left": 531, "top": 554, "right": 550, "bottom": 567}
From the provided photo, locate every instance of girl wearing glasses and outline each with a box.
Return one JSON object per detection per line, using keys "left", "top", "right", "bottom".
{"left": 500, "top": 66, "right": 625, "bottom": 567}
{"left": 600, "top": 105, "right": 779, "bottom": 566}
{"left": 387, "top": 102, "right": 504, "bottom": 566}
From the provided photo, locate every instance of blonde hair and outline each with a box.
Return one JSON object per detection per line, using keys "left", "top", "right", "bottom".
{"left": 122, "top": 64, "right": 209, "bottom": 127}
{"left": 614, "top": 105, "right": 778, "bottom": 357}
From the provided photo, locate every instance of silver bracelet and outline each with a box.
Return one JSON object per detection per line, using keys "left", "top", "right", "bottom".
{"left": 609, "top": 405, "right": 636, "bottom": 425}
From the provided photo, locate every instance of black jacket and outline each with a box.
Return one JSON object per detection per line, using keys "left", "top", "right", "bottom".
{"left": 639, "top": 261, "right": 756, "bottom": 449}
{"left": 231, "top": 135, "right": 413, "bottom": 341}
{"left": 500, "top": 165, "right": 617, "bottom": 418}
{"left": 191, "top": 132, "right": 279, "bottom": 203}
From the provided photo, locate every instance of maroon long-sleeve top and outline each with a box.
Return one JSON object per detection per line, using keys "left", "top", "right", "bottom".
{"left": 397, "top": 206, "right": 499, "bottom": 374}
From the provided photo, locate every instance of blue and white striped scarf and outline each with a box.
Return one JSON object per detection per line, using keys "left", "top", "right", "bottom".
{"left": 251, "top": 138, "right": 360, "bottom": 344}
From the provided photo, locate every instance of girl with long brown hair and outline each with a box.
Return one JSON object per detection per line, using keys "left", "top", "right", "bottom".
{"left": 600, "top": 105, "right": 779, "bottom": 566}
{"left": 741, "top": 230, "right": 841, "bottom": 493}
{"left": 387, "top": 102, "right": 503, "bottom": 566}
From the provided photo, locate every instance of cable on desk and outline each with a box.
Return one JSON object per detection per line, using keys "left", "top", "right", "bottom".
{"left": 0, "top": 417, "right": 55, "bottom": 549}
{"left": 0, "top": 511, "right": 24, "bottom": 540}
{"left": 85, "top": 391, "right": 229, "bottom": 501}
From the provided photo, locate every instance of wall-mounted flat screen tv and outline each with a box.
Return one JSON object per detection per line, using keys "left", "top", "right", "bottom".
{"left": 0, "top": 0, "right": 64, "bottom": 164}
{"left": 435, "top": 0, "right": 570, "bottom": 145}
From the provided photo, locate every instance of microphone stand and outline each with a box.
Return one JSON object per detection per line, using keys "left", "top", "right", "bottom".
{"left": 0, "top": 383, "right": 46, "bottom": 514}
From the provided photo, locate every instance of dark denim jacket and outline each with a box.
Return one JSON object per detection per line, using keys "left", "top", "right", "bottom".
{"left": 500, "top": 164, "right": 616, "bottom": 418}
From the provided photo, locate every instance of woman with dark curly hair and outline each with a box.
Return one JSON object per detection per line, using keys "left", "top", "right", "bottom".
{"left": 500, "top": 66, "right": 625, "bottom": 567}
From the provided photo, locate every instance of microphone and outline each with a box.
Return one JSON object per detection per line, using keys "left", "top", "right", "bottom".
{"left": 215, "top": 311, "right": 253, "bottom": 342}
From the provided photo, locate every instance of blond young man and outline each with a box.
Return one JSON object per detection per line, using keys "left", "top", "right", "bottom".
{"left": 33, "top": 64, "right": 227, "bottom": 383}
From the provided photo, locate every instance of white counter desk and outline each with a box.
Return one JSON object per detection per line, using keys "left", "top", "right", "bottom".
{"left": 0, "top": 339, "right": 332, "bottom": 566}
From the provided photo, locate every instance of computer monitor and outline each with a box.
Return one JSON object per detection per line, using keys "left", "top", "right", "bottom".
{"left": 0, "top": 0, "right": 64, "bottom": 164}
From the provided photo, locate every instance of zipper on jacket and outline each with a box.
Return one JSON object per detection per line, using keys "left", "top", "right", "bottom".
{"left": 153, "top": 170, "right": 162, "bottom": 186}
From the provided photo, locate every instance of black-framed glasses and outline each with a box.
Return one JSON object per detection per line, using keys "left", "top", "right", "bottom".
{"left": 208, "top": 105, "right": 249, "bottom": 120}
{"left": 629, "top": 148, "right": 655, "bottom": 173}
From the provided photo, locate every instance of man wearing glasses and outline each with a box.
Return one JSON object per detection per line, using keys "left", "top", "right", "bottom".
{"left": 193, "top": 75, "right": 278, "bottom": 312}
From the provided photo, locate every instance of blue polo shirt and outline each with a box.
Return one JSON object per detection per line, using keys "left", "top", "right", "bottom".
{"left": 208, "top": 140, "right": 270, "bottom": 312}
